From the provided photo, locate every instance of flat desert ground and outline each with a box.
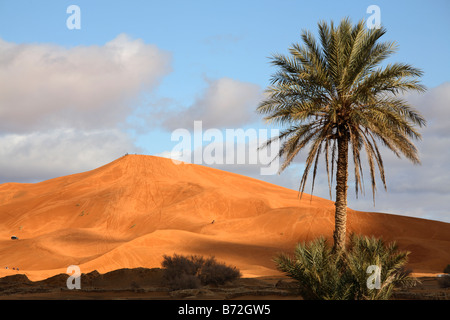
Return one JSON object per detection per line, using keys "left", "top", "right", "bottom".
{"left": 0, "top": 155, "right": 449, "bottom": 299}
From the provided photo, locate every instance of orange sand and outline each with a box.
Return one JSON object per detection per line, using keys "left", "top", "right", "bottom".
{"left": 0, "top": 155, "right": 449, "bottom": 281}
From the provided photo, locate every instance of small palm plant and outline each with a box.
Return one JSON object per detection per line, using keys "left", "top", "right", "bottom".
{"left": 274, "top": 234, "right": 417, "bottom": 300}
{"left": 274, "top": 237, "right": 352, "bottom": 299}
{"left": 344, "top": 234, "right": 417, "bottom": 299}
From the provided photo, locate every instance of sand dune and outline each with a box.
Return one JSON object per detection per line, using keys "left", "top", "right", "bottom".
{"left": 0, "top": 155, "right": 449, "bottom": 281}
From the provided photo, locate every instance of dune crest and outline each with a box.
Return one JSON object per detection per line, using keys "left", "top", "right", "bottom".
{"left": 0, "top": 155, "right": 449, "bottom": 280}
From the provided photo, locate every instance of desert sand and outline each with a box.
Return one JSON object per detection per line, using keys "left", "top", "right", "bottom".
{"left": 0, "top": 154, "right": 449, "bottom": 282}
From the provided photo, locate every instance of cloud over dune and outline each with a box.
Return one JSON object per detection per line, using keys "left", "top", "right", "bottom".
{"left": 0, "top": 129, "right": 139, "bottom": 183}
{"left": 0, "top": 34, "right": 171, "bottom": 182}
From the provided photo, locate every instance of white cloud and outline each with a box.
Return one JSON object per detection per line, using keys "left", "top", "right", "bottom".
{"left": 0, "top": 34, "right": 171, "bottom": 182}
{"left": 0, "top": 34, "right": 172, "bottom": 133}
{"left": 157, "top": 77, "right": 263, "bottom": 130}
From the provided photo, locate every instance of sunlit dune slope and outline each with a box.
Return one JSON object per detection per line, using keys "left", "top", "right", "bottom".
{"left": 0, "top": 155, "right": 449, "bottom": 280}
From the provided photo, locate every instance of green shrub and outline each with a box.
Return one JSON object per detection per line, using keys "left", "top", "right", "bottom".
{"left": 274, "top": 234, "right": 417, "bottom": 300}
{"left": 161, "top": 254, "right": 241, "bottom": 290}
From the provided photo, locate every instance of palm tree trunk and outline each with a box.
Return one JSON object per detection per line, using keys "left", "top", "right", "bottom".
{"left": 333, "top": 133, "right": 349, "bottom": 252}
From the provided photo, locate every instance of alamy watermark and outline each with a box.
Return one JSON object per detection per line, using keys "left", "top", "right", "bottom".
{"left": 366, "top": 5, "right": 381, "bottom": 29}
{"left": 66, "top": 5, "right": 81, "bottom": 30}
{"left": 65, "top": 4, "right": 380, "bottom": 31}
{"left": 366, "top": 265, "right": 382, "bottom": 289}
{"left": 169, "top": 121, "right": 280, "bottom": 175}
{"left": 66, "top": 265, "right": 81, "bottom": 289}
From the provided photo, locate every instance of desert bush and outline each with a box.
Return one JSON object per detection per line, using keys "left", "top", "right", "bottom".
{"left": 198, "top": 256, "right": 241, "bottom": 286}
{"left": 161, "top": 254, "right": 240, "bottom": 290}
{"left": 161, "top": 254, "right": 203, "bottom": 279}
{"left": 274, "top": 234, "right": 417, "bottom": 300}
{"left": 167, "top": 273, "right": 202, "bottom": 290}
{"left": 161, "top": 254, "right": 204, "bottom": 290}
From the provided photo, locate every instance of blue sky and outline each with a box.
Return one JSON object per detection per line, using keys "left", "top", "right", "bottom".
{"left": 0, "top": 0, "right": 449, "bottom": 222}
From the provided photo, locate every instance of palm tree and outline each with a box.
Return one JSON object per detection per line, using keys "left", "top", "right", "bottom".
{"left": 257, "top": 18, "right": 426, "bottom": 251}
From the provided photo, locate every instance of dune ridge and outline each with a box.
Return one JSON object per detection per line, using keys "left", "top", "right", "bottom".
{"left": 0, "top": 154, "right": 449, "bottom": 281}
